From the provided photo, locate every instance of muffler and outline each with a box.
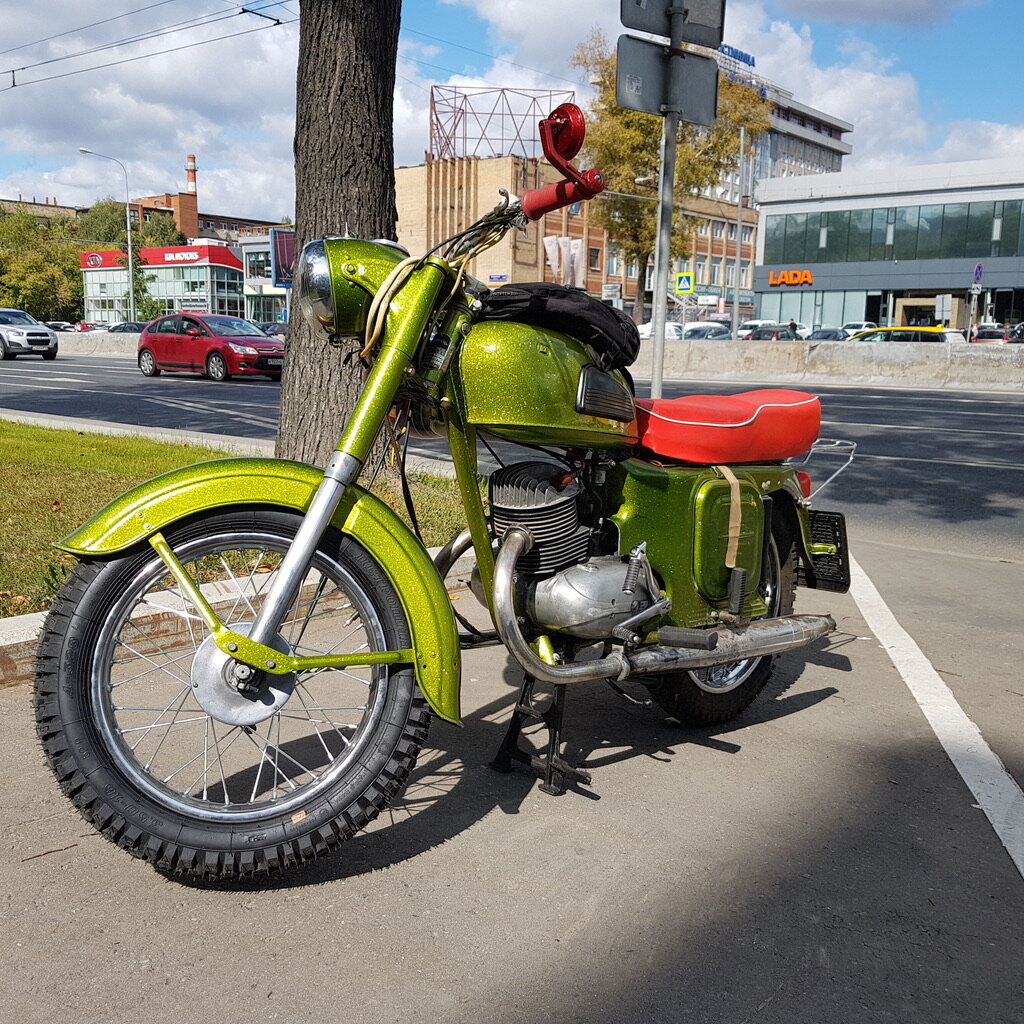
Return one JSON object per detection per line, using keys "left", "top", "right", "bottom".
{"left": 493, "top": 527, "right": 835, "bottom": 685}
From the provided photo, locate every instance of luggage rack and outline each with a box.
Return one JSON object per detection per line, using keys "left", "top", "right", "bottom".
{"left": 788, "top": 438, "right": 857, "bottom": 500}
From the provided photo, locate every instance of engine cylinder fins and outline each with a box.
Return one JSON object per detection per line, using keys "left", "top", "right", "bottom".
{"left": 490, "top": 461, "right": 590, "bottom": 575}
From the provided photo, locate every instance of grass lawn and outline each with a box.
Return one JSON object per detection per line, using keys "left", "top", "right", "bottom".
{"left": 0, "top": 421, "right": 470, "bottom": 619}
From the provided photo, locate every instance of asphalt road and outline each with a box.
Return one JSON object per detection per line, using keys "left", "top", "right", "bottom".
{"left": 2, "top": 352, "right": 1023, "bottom": 1022}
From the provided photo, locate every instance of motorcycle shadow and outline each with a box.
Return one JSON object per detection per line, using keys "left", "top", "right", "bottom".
{"left": 176, "top": 636, "right": 846, "bottom": 892}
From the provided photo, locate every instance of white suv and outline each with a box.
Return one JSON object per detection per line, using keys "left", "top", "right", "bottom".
{"left": 0, "top": 308, "right": 58, "bottom": 360}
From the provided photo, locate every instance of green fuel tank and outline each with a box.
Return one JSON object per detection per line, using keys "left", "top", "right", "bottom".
{"left": 452, "top": 321, "right": 639, "bottom": 449}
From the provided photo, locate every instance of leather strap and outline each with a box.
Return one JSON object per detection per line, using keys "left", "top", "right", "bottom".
{"left": 716, "top": 465, "right": 742, "bottom": 569}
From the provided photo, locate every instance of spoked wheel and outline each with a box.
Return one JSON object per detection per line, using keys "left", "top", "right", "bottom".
{"left": 644, "top": 512, "right": 798, "bottom": 726}
{"left": 34, "top": 509, "right": 429, "bottom": 879}
{"left": 206, "top": 352, "right": 230, "bottom": 381}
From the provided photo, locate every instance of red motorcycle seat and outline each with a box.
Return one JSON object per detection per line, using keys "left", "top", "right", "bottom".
{"left": 634, "top": 389, "right": 821, "bottom": 463}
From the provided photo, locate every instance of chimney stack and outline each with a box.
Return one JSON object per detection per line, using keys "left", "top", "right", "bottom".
{"left": 186, "top": 154, "right": 197, "bottom": 194}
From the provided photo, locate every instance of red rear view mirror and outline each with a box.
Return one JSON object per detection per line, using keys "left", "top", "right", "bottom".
{"left": 542, "top": 102, "right": 586, "bottom": 162}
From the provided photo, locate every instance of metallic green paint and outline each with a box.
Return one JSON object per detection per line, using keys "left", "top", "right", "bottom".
{"left": 319, "top": 238, "right": 408, "bottom": 338}
{"left": 58, "top": 458, "right": 463, "bottom": 725}
{"left": 148, "top": 532, "right": 415, "bottom": 676}
{"left": 454, "top": 321, "right": 639, "bottom": 448}
{"left": 607, "top": 460, "right": 802, "bottom": 627}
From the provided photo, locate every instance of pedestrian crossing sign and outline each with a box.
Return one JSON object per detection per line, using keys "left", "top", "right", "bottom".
{"left": 674, "top": 272, "right": 694, "bottom": 294}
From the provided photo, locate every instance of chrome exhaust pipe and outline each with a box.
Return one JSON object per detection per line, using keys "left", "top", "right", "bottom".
{"left": 493, "top": 528, "right": 835, "bottom": 685}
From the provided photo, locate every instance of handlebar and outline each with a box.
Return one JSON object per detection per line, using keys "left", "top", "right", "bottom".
{"left": 519, "top": 169, "right": 606, "bottom": 221}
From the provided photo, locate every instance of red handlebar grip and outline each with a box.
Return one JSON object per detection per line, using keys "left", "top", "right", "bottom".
{"left": 520, "top": 170, "right": 605, "bottom": 221}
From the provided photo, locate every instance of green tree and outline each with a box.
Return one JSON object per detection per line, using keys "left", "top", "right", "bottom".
{"left": 0, "top": 209, "right": 84, "bottom": 320}
{"left": 140, "top": 213, "right": 186, "bottom": 247}
{"left": 572, "top": 32, "right": 772, "bottom": 319}
{"left": 77, "top": 198, "right": 128, "bottom": 244}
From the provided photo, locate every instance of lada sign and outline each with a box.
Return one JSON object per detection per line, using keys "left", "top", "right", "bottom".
{"left": 768, "top": 269, "right": 814, "bottom": 286}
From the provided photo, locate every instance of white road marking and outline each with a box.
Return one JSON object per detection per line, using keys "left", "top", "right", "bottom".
{"left": 850, "top": 555, "right": 1024, "bottom": 880}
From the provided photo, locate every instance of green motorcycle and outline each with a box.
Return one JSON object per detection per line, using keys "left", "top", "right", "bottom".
{"left": 34, "top": 105, "right": 850, "bottom": 879}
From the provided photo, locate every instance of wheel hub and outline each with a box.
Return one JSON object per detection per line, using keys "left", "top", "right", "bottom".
{"left": 191, "top": 624, "right": 296, "bottom": 727}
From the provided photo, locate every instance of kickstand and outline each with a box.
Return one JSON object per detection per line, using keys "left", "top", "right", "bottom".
{"left": 489, "top": 674, "right": 592, "bottom": 796}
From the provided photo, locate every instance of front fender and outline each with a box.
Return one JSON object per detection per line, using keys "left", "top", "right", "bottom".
{"left": 59, "top": 457, "right": 462, "bottom": 725}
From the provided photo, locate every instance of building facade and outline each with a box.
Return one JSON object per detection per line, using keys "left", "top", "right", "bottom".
{"left": 754, "top": 157, "right": 1024, "bottom": 330}
{"left": 395, "top": 154, "right": 758, "bottom": 321}
{"left": 79, "top": 244, "right": 244, "bottom": 322}
{"left": 236, "top": 234, "right": 290, "bottom": 323}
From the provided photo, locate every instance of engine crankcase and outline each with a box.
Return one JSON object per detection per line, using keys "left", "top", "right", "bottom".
{"left": 526, "top": 555, "right": 656, "bottom": 639}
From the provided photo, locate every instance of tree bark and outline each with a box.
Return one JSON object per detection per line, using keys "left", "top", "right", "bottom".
{"left": 277, "top": 0, "right": 402, "bottom": 466}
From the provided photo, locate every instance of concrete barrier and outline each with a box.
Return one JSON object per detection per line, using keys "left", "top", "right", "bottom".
{"left": 631, "top": 339, "right": 1024, "bottom": 390}
{"left": 57, "top": 331, "right": 141, "bottom": 356}
{"left": 55, "top": 332, "right": 1024, "bottom": 389}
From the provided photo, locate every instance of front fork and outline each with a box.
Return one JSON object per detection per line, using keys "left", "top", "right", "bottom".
{"left": 151, "top": 259, "right": 450, "bottom": 674}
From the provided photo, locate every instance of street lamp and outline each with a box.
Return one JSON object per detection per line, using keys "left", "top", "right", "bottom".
{"left": 80, "top": 148, "right": 136, "bottom": 322}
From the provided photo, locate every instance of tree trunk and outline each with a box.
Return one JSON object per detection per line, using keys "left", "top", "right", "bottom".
{"left": 277, "top": 0, "right": 402, "bottom": 466}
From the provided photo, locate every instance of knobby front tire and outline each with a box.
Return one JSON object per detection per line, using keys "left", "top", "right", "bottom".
{"left": 34, "top": 509, "right": 429, "bottom": 879}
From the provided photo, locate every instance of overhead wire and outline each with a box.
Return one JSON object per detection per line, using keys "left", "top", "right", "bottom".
{"left": 2, "top": 11, "right": 296, "bottom": 90}
{"left": 0, "top": 0, "right": 182, "bottom": 57}
{"left": 2, "top": 2, "right": 294, "bottom": 88}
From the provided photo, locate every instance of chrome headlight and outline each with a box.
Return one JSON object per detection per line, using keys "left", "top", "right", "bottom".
{"left": 296, "top": 239, "right": 335, "bottom": 332}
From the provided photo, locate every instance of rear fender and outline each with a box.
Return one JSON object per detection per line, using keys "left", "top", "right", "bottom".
{"left": 58, "top": 458, "right": 462, "bottom": 724}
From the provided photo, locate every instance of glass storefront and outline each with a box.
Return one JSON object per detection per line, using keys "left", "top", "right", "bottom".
{"left": 765, "top": 200, "right": 1024, "bottom": 265}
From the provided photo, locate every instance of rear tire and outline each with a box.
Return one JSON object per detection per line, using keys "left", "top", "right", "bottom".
{"left": 644, "top": 511, "right": 798, "bottom": 726}
{"left": 138, "top": 349, "right": 160, "bottom": 376}
{"left": 34, "top": 509, "right": 429, "bottom": 879}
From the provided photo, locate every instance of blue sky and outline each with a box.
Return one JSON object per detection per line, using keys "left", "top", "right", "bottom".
{"left": 1, "top": 1, "right": 1022, "bottom": 220}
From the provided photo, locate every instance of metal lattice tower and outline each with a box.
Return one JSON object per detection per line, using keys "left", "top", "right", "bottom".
{"left": 428, "top": 86, "right": 576, "bottom": 161}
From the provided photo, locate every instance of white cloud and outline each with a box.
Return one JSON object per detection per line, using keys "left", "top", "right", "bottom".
{"left": 777, "top": 0, "right": 978, "bottom": 24}
{"left": 2, "top": 0, "right": 1022, "bottom": 229}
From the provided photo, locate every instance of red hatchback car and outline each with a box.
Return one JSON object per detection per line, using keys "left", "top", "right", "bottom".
{"left": 137, "top": 313, "right": 285, "bottom": 381}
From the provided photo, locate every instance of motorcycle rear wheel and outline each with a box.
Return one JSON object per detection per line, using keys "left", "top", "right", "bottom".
{"left": 34, "top": 509, "right": 428, "bottom": 879}
{"left": 644, "top": 514, "right": 797, "bottom": 726}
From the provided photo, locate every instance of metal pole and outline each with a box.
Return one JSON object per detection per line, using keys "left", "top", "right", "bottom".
{"left": 730, "top": 126, "right": 745, "bottom": 341}
{"left": 648, "top": 5, "right": 688, "bottom": 400}
{"left": 648, "top": 113, "right": 678, "bottom": 400}
{"left": 80, "top": 148, "right": 136, "bottom": 322}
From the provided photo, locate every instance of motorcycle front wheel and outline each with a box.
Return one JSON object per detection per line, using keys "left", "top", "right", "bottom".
{"left": 34, "top": 509, "right": 429, "bottom": 879}
{"left": 644, "top": 513, "right": 798, "bottom": 727}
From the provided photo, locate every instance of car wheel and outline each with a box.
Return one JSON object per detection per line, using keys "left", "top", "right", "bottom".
{"left": 42, "top": 350, "right": 57, "bottom": 361}
{"left": 138, "top": 349, "right": 160, "bottom": 377}
{"left": 206, "top": 352, "right": 230, "bottom": 382}
{"left": 0, "top": 339, "right": 14, "bottom": 360}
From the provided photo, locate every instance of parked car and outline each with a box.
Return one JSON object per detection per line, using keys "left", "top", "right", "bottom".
{"left": 636, "top": 321, "right": 691, "bottom": 341}
{"left": 847, "top": 326, "right": 949, "bottom": 343}
{"left": 841, "top": 321, "right": 878, "bottom": 336}
{"left": 970, "top": 327, "right": 1018, "bottom": 344}
{"left": 45, "top": 321, "right": 74, "bottom": 332}
{"left": 73, "top": 321, "right": 102, "bottom": 332}
{"left": 736, "top": 319, "right": 776, "bottom": 339}
{"left": 0, "top": 308, "right": 58, "bottom": 360}
{"left": 257, "top": 321, "right": 288, "bottom": 337}
{"left": 682, "top": 323, "right": 732, "bottom": 339}
{"left": 106, "top": 321, "right": 149, "bottom": 333}
{"left": 806, "top": 328, "right": 847, "bottom": 341}
{"left": 747, "top": 325, "right": 798, "bottom": 340}
{"left": 137, "top": 313, "right": 285, "bottom": 381}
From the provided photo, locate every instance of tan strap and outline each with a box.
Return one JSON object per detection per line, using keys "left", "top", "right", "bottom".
{"left": 716, "top": 465, "right": 742, "bottom": 569}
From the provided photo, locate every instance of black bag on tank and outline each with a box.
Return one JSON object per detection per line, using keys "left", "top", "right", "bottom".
{"left": 480, "top": 282, "right": 640, "bottom": 371}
